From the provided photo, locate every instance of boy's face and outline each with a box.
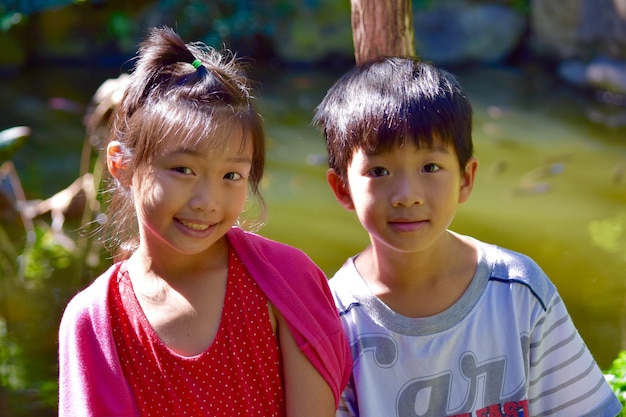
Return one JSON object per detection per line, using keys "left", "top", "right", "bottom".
{"left": 327, "top": 138, "right": 477, "bottom": 255}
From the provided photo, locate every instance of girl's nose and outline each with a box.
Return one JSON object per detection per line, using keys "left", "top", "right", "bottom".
{"left": 189, "top": 180, "right": 219, "bottom": 212}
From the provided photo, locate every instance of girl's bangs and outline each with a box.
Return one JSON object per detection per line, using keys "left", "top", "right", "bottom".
{"left": 145, "top": 100, "right": 250, "bottom": 154}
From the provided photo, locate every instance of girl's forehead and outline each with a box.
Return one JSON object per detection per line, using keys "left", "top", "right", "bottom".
{"left": 140, "top": 98, "right": 252, "bottom": 152}
{"left": 159, "top": 121, "right": 251, "bottom": 156}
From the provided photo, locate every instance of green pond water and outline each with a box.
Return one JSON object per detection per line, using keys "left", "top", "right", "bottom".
{"left": 254, "top": 65, "right": 626, "bottom": 370}
{"left": 1, "top": 62, "right": 625, "bottom": 415}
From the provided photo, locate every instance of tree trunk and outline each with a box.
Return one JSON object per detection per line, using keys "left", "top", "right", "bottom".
{"left": 350, "top": 0, "right": 415, "bottom": 65}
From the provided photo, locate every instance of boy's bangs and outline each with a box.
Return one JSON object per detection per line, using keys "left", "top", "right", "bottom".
{"left": 359, "top": 97, "right": 458, "bottom": 153}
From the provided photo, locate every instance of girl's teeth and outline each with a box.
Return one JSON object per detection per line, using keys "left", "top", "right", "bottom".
{"left": 181, "top": 221, "right": 209, "bottom": 231}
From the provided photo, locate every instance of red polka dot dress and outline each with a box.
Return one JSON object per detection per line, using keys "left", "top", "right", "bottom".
{"left": 109, "top": 249, "right": 285, "bottom": 416}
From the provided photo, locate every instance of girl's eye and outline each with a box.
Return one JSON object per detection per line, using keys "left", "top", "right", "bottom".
{"left": 174, "top": 167, "right": 194, "bottom": 175}
{"left": 423, "top": 163, "right": 441, "bottom": 173}
{"left": 224, "top": 172, "right": 243, "bottom": 181}
{"left": 368, "top": 167, "right": 389, "bottom": 177}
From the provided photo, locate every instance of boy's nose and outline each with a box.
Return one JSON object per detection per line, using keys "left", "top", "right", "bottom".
{"left": 391, "top": 175, "right": 423, "bottom": 207}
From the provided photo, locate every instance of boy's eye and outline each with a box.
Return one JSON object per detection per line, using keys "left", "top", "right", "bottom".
{"left": 368, "top": 167, "right": 389, "bottom": 177}
{"left": 173, "top": 167, "right": 194, "bottom": 175}
{"left": 423, "top": 163, "right": 440, "bottom": 173}
{"left": 224, "top": 172, "right": 243, "bottom": 181}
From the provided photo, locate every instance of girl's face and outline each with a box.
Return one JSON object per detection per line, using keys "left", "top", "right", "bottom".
{"left": 131, "top": 127, "right": 253, "bottom": 260}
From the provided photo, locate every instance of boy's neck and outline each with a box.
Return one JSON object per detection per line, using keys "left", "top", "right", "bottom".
{"left": 354, "top": 231, "right": 478, "bottom": 318}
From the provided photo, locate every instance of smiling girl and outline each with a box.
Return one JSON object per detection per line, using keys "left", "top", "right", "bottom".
{"left": 58, "top": 26, "right": 350, "bottom": 417}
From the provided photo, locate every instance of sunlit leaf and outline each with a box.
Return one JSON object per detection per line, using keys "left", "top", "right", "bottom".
{"left": 588, "top": 213, "right": 626, "bottom": 260}
{"left": 0, "top": 126, "right": 29, "bottom": 160}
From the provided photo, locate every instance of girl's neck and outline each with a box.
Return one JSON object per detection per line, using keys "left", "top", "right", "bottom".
{"left": 129, "top": 236, "right": 230, "bottom": 284}
{"left": 124, "top": 237, "right": 231, "bottom": 357}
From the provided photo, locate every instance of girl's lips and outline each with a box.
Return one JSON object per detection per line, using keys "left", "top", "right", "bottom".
{"left": 175, "top": 218, "right": 217, "bottom": 236}
{"left": 179, "top": 219, "right": 210, "bottom": 231}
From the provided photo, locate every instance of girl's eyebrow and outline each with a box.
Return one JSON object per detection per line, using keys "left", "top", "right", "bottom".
{"left": 165, "top": 147, "right": 200, "bottom": 156}
{"left": 167, "top": 148, "right": 252, "bottom": 163}
{"left": 227, "top": 155, "right": 253, "bottom": 164}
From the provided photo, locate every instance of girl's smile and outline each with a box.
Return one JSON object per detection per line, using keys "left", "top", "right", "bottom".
{"left": 175, "top": 218, "right": 217, "bottom": 234}
{"left": 129, "top": 128, "right": 254, "bottom": 264}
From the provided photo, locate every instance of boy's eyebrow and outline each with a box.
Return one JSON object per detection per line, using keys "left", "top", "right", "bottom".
{"left": 421, "top": 143, "right": 452, "bottom": 153}
{"left": 363, "top": 143, "right": 452, "bottom": 156}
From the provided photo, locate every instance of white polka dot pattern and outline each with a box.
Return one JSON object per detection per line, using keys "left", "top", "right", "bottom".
{"left": 109, "top": 249, "right": 285, "bottom": 416}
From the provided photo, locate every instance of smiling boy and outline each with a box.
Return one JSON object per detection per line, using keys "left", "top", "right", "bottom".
{"left": 314, "top": 56, "right": 620, "bottom": 417}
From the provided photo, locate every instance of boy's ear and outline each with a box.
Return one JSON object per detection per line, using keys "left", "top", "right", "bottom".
{"left": 326, "top": 168, "right": 355, "bottom": 211}
{"left": 459, "top": 157, "right": 479, "bottom": 204}
{"left": 106, "top": 141, "right": 128, "bottom": 181}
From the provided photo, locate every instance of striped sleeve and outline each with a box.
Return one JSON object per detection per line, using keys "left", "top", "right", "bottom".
{"left": 528, "top": 294, "right": 621, "bottom": 417}
{"left": 335, "top": 376, "right": 358, "bottom": 417}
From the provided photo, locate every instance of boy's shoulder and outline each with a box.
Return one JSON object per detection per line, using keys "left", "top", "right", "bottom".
{"left": 485, "top": 241, "right": 545, "bottom": 282}
{"left": 329, "top": 240, "right": 557, "bottom": 313}
{"left": 328, "top": 256, "right": 366, "bottom": 312}
{"left": 473, "top": 237, "right": 557, "bottom": 311}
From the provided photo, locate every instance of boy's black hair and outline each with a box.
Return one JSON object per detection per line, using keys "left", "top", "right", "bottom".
{"left": 313, "top": 56, "right": 473, "bottom": 180}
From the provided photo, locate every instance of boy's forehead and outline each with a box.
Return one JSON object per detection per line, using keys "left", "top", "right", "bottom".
{"left": 358, "top": 135, "right": 454, "bottom": 156}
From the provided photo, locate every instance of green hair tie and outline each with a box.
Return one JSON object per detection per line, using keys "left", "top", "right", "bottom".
{"left": 191, "top": 59, "right": 202, "bottom": 69}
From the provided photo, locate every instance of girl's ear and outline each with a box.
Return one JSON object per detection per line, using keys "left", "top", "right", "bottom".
{"left": 106, "top": 141, "right": 128, "bottom": 181}
{"left": 459, "top": 157, "right": 478, "bottom": 204}
{"left": 327, "top": 168, "right": 355, "bottom": 211}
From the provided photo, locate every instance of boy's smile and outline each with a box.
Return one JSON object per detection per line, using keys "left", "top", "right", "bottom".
{"left": 387, "top": 218, "right": 429, "bottom": 234}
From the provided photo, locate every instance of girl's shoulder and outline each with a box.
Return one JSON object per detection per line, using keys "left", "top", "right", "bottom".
{"left": 60, "top": 263, "right": 122, "bottom": 330}
{"left": 227, "top": 226, "right": 329, "bottom": 305}
{"left": 227, "top": 227, "right": 319, "bottom": 267}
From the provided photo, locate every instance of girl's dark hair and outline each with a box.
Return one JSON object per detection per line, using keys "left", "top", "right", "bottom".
{"left": 103, "top": 26, "right": 265, "bottom": 259}
{"left": 313, "top": 56, "right": 473, "bottom": 181}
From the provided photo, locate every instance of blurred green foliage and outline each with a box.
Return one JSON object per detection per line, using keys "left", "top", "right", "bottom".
{"left": 1, "top": 0, "right": 81, "bottom": 31}
{"left": 0, "top": 0, "right": 304, "bottom": 69}
{"left": 0, "top": 0, "right": 533, "bottom": 73}
{"left": 1, "top": 0, "right": 83, "bottom": 15}
{"left": 0, "top": 0, "right": 533, "bottom": 49}
{"left": 605, "top": 350, "right": 626, "bottom": 416}
{"left": 0, "top": 219, "right": 108, "bottom": 415}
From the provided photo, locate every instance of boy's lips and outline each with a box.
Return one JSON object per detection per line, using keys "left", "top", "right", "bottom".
{"left": 388, "top": 219, "right": 428, "bottom": 232}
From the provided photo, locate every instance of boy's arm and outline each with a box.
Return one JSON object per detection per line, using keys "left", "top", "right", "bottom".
{"left": 276, "top": 308, "right": 336, "bottom": 417}
{"left": 336, "top": 380, "right": 359, "bottom": 417}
